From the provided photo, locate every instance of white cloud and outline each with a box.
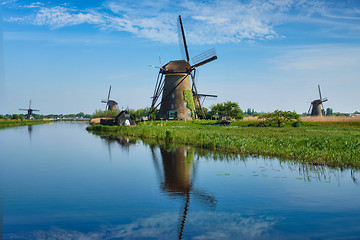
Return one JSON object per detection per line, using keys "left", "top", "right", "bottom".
{"left": 8, "top": 6, "right": 106, "bottom": 28}
{"left": 6, "top": 0, "right": 353, "bottom": 44}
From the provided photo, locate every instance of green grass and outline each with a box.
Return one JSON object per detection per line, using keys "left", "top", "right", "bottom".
{"left": 0, "top": 120, "right": 53, "bottom": 129}
{"left": 87, "top": 120, "right": 360, "bottom": 168}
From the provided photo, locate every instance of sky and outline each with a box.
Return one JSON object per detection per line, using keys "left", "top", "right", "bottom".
{"left": 0, "top": 0, "right": 359, "bottom": 115}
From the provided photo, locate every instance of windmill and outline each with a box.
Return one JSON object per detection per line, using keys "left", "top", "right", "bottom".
{"left": 101, "top": 86, "right": 118, "bottom": 111}
{"left": 307, "top": 84, "right": 328, "bottom": 116}
{"left": 149, "top": 15, "right": 217, "bottom": 120}
{"left": 19, "top": 100, "right": 39, "bottom": 120}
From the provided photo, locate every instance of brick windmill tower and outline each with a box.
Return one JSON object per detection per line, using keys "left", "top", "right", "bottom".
{"left": 149, "top": 15, "right": 217, "bottom": 120}
{"left": 308, "top": 85, "right": 328, "bottom": 116}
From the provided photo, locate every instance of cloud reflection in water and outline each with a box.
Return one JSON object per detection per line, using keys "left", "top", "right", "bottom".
{"left": 6, "top": 212, "right": 277, "bottom": 240}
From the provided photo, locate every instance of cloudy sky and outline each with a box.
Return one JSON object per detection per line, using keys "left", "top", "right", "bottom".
{"left": 1, "top": 0, "right": 359, "bottom": 115}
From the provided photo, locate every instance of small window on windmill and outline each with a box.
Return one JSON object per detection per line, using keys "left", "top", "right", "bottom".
{"left": 171, "top": 104, "right": 174, "bottom": 109}
{"left": 188, "top": 111, "right": 191, "bottom": 117}
{"left": 172, "top": 93, "right": 175, "bottom": 99}
{"left": 184, "top": 103, "right": 187, "bottom": 108}
{"left": 125, "top": 114, "right": 130, "bottom": 119}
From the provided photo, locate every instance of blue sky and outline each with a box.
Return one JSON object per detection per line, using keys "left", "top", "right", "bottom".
{"left": 1, "top": 0, "right": 359, "bottom": 115}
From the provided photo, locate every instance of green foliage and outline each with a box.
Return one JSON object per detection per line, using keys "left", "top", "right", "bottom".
{"left": 87, "top": 121, "right": 360, "bottom": 168}
{"left": 260, "top": 110, "right": 300, "bottom": 127}
{"left": 292, "top": 121, "right": 304, "bottom": 127}
{"left": 210, "top": 101, "right": 243, "bottom": 120}
{"left": 183, "top": 90, "right": 195, "bottom": 119}
{"left": 12, "top": 114, "right": 20, "bottom": 120}
{"left": 129, "top": 107, "right": 152, "bottom": 121}
{"left": 0, "top": 115, "right": 5, "bottom": 119}
{"left": 92, "top": 109, "right": 121, "bottom": 119}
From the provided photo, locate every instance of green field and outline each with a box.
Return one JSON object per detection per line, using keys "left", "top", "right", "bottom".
{"left": 0, "top": 120, "right": 53, "bottom": 129}
{"left": 87, "top": 120, "right": 360, "bottom": 169}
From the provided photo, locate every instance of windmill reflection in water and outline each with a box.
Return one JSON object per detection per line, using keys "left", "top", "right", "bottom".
{"left": 150, "top": 146, "right": 216, "bottom": 239}
{"left": 98, "top": 136, "right": 216, "bottom": 239}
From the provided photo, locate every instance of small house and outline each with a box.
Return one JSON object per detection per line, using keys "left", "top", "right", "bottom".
{"left": 115, "top": 110, "right": 136, "bottom": 126}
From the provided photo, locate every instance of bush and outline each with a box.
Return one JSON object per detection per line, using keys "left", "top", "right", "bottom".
{"left": 260, "top": 110, "right": 300, "bottom": 127}
{"left": 292, "top": 121, "right": 304, "bottom": 127}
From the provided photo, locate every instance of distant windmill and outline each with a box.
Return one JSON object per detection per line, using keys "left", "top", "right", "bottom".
{"left": 149, "top": 15, "right": 217, "bottom": 120}
{"left": 19, "top": 100, "right": 39, "bottom": 120}
{"left": 308, "top": 85, "right": 328, "bottom": 116}
{"left": 101, "top": 86, "right": 118, "bottom": 111}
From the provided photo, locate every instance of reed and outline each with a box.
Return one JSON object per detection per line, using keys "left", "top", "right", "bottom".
{"left": 0, "top": 120, "right": 52, "bottom": 129}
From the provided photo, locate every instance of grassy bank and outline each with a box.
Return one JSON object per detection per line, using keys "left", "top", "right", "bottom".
{"left": 87, "top": 120, "right": 360, "bottom": 168}
{"left": 0, "top": 120, "right": 53, "bottom": 129}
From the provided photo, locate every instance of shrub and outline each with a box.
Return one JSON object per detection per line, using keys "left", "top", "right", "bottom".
{"left": 292, "top": 121, "right": 304, "bottom": 127}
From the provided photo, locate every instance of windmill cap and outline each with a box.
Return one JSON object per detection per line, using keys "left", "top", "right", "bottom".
{"left": 163, "top": 60, "right": 191, "bottom": 73}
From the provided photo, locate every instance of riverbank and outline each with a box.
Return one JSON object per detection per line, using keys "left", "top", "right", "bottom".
{"left": 0, "top": 120, "right": 54, "bottom": 129}
{"left": 87, "top": 120, "right": 360, "bottom": 169}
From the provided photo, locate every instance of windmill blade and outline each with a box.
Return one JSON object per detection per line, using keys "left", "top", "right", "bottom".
{"left": 318, "top": 84, "right": 322, "bottom": 100}
{"left": 19, "top": 109, "right": 28, "bottom": 111}
{"left": 198, "top": 94, "right": 217, "bottom": 98}
{"left": 150, "top": 146, "right": 164, "bottom": 184}
{"left": 29, "top": 100, "right": 31, "bottom": 109}
{"left": 148, "top": 65, "right": 162, "bottom": 70}
{"left": 192, "top": 48, "right": 217, "bottom": 68}
{"left": 308, "top": 103, "right": 312, "bottom": 115}
{"left": 191, "top": 188, "right": 216, "bottom": 209}
{"left": 178, "top": 15, "right": 190, "bottom": 62}
{"left": 32, "top": 109, "right": 40, "bottom": 112}
{"left": 190, "top": 70, "right": 206, "bottom": 119}
{"left": 107, "top": 86, "right": 112, "bottom": 102}
{"left": 158, "top": 48, "right": 162, "bottom": 66}
{"left": 178, "top": 190, "right": 190, "bottom": 240}
{"left": 149, "top": 71, "right": 165, "bottom": 118}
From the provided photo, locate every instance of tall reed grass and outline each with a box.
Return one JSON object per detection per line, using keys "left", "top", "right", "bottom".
{"left": 87, "top": 122, "right": 360, "bottom": 169}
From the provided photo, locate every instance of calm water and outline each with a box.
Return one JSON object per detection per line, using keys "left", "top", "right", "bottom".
{"left": 0, "top": 122, "right": 359, "bottom": 240}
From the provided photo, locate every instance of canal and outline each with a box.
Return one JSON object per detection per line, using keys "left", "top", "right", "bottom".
{"left": 0, "top": 121, "right": 359, "bottom": 239}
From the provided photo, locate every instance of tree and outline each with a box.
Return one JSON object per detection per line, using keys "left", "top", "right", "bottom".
{"left": 210, "top": 101, "right": 243, "bottom": 120}
{"left": 260, "top": 110, "right": 300, "bottom": 127}
{"left": 195, "top": 106, "right": 209, "bottom": 119}
{"left": 246, "top": 108, "right": 255, "bottom": 116}
{"left": 76, "top": 112, "right": 85, "bottom": 118}
{"left": 326, "top": 108, "right": 333, "bottom": 116}
{"left": 11, "top": 114, "right": 19, "bottom": 120}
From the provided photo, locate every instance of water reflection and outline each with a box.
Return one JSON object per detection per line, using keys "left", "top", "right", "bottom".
{"left": 0, "top": 193, "right": 2, "bottom": 240}
{"left": 27, "top": 125, "right": 32, "bottom": 143}
{"left": 100, "top": 136, "right": 137, "bottom": 161}
{"left": 3, "top": 123, "right": 360, "bottom": 239}
{"left": 95, "top": 134, "right": 359, "bottom": 185}
{"left": 151, "top": 146, "right": 216, "bottom": 239}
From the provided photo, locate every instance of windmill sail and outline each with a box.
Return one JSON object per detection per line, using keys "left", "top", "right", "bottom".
{"left": 191, "top": 48, "right": 217, "bottom": 68}
{"left": 178, "top": 15, "right": 190, "bottom": 62}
